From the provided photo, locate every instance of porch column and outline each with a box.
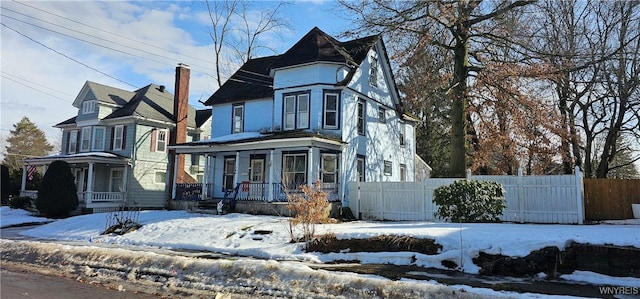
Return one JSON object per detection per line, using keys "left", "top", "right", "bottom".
{"left": 42, "top": 164, "right": 48, "bottom": 174}
{"left": 268, "top": 149, "right": 274, "bottom": 202}
{"left": 20, "top": 165, "right": 27, "bottom": 192}
{"left": 307, "top": 147, "right": 313, "bottom": 186}
{"left": 233, "top": 152, "right": 240, "bottom": 188}
{"left": 171, "top": 154, "right": 179, "bottom": 199}
{"left": 122, "top": 164, "right": 129, "bottom": 204}
{"left": 86, "top": 162, "right": 94, "bottom": 205}
{"left": 201, "top": 154, "right": 208, "bottom": 199}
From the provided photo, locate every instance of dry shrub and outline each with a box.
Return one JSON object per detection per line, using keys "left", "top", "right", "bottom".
{"left": 287, "top": 180, "right": 330, "bottom": 248}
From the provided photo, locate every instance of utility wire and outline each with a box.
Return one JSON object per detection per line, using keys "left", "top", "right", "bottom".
{"left": 1, "top": 71, "right": 75, "bottom": 97}
{"left": 1, "top": 22, "right": 138, "bottom": 88}
{"left": 12, "top": 0, "right": 217, "bottom": 66}
{"left": 1, "top": 75, "right": 73, "bottom": 103}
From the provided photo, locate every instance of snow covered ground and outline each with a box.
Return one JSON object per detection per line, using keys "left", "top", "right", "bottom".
{"left": 0, "top": 206, "right": 52, "bottom": 227}
{"left": 1, "top": 207, "right": 639, "bottom": 298}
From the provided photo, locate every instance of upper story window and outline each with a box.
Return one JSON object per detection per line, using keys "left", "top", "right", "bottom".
{"left": 378, "top": 107, "right": 386, "bottom": 123}
{"left": 369, "top": 56, "right": 378, "bottom": 87}
{"left": 92, "top": 126, "right": 106, "bottom": 151}
{"left": 68, "top": 130, "right": 78, "bottom": 153}
{"left": 283, "top": 92, "right": 309, "bottom": 130}
{"left": 232, "top": 104, "right": 244, "bottom": 133}
{"left": 80, "top": 127, "right": 91, "bottom": 152}
{"left": 112, "top": 125, "right": 125, "bottom": 151}
{"left": 357, "top": 99, "right": 365, "bottom": 136}
{"left": 82, "top": 100, "right": 96, "bottom": 114}
{"left": 399, "top": 122, "right": 405, "bottom": 147}
{"left": 151, "top": 129, "right": 168, "bottom": 152}
{"left": 323, "top": 91, "right": 339, "bottom": 129}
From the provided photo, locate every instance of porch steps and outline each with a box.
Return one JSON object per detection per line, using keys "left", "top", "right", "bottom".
{"left": 196, "top": 199, "right": 220, "bottom": 210}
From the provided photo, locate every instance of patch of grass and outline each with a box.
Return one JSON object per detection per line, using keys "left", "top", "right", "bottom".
{"left": 307, "top": 234, "right": 442, "bottom": 255}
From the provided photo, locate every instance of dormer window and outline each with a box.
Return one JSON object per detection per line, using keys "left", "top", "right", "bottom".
{"left": 82, "top": 100, "right": 96, "bottom": 114}
{"left": 369, "top": 56, "right": 378, "bottom": 87}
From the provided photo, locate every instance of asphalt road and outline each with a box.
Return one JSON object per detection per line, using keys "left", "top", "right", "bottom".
{"left": 1, "top": 263, "right": 162, "bottom": 299}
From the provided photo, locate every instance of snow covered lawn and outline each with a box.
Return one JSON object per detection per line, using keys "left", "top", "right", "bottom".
{"left": 2, "top": 208, "right": 639, "bottom": 296}
{"left": 0, "top": 206, "right": 52, "bottom": 228}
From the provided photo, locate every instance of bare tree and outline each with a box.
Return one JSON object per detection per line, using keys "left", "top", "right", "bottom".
{"left": 206, "top": 0, "right": 290, "bottom": 88}
{"left": 339, "top": 0, "right": 535, "bottom": 177}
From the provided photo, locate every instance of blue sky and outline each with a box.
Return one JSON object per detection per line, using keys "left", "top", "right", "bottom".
{"left": 0, "top": 1, "right": 354, "bottom": 148}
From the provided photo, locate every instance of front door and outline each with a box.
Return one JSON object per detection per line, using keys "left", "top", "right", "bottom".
{"left": 249, "top": 157, "right": 265, "bottom": 199}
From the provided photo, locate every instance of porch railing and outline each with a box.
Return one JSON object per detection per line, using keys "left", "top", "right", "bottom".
{"left": 235, "top": 182, "right": 340, "bottom": 202}
{"left": 19, "top": 190, "right": 124, "bottom": 207}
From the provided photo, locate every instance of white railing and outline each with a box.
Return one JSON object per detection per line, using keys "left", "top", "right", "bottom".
{"left": 86, "top": 192, "right": 123, "bottom": 203}
{"left": 19, "top": 190, "right": 38, "bottom": 199}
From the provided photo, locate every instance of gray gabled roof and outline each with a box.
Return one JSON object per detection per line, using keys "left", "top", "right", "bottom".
{"left": 84, "top": 81, "right": 135, "bottom": 106}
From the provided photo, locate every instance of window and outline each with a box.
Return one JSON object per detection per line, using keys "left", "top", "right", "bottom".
{"left": 283, "top": 92, "right": 310, "bottom": 130}
{"left": 223, "top": 157, "right": 236, "bottom": 191}
{"left": 154, "top": 171, "right": 166, "bottom": 184}
{"left": 112, "top": 125, "right": 124, "bottom": 151}
{"left": 283, "top": 153, "right": 307, "bottom": 188}
{"left": 232, "top": 104, "right": 244, "bottom": 133}
{"left": 400, "top": 164, "right": 406, "bottom": 181}
{"left": 323, "top": 92, "right": 339, "bottom": 129}
{"left": 150, "top": 129, "right": 168, "bottom": 152}
{"left": 110, "top": 169, "right": 124, "bottom": 192}
{"left": 384, "top": 160, "right": 392, "bottom": 176}
{"left": 399, "top": 123, "right": 405, "bottom": 147}
{"left": 357, "top": 99, "right": 365, "bottom": 135}
{"left": 357, "top": 155, "right": 365, "bottom": 182}
{"left": 378, "top": 107, "right": 386, "bottom": 123}
{"left": 82, "top": 100, "right": 96, "bottom": 114}
{"left": 370, "top": 56, "right": 378, "bottom": 87}
{"left": 92, "top": 127, "right": 106, "bottom": 151}
{"left": 80, "top": 127, "right": 91, "bottom": 152}
{"left": 68, "top": 130, "right": 78, "bottom": 153}
{"left": 321, "top": 154, "right": 337, "bottom": 183}
{"left": 190, "top": 134, "right": 200, "bottom": 166}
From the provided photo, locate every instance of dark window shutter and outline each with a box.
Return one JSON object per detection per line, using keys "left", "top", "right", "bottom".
{"left": 65, "top": 131, "right": 70, "bottom": 153}
{"left": 122, "top": 126, "right": 127, "bottom": 150}
{"left": 150, "top": 128, "right": 157, "bottom": 152}
{"left": 110, "top": 127, "right": 115, "bottom": 150}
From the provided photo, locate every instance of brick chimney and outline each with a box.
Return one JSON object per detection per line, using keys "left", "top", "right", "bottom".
{"left": 170, "top": 63, "right": 194, "bottom": 193}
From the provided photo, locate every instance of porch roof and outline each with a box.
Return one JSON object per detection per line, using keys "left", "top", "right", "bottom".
{"left": 24, "top": 152, "right": 130, "bottom": 166}
{"left": 170, "top": 130, "right": 345, "bottom": 154}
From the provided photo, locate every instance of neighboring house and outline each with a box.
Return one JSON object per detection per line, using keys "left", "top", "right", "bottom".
{"left": 170, "top": 27, "right": 419, "bottom": 207}
{"left": 21, "top": 64, "right": 211, "bottom": 212}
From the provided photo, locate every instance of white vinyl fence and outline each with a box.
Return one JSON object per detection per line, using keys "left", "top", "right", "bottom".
{"left": 348, "top": 167, "right": 584, "bottom": 224}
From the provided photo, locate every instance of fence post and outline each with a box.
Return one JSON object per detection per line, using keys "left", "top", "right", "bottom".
{"left": 379, "top": 180, "right": 384, "bottom": 220}
{"left": 518, "top": 167, "right": 524, "bottom": 223}
{"left": 466, "top": 168, "right": 472, "bottom": 179}
{"left": 575, "top": 166, "right": 584, "bottom": 224}
{"left": 356, "top": 181, "right": 361, "bottom": 220}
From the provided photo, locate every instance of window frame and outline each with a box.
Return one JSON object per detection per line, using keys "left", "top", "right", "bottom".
{"left": 82, "top": 100, "right": 96, "bottom": 114}
{"left": 357, "top": 99, "right": 366, "bottom": 136}
{"left": 113, "top": 125, "right": 124, "bottom": 151}
{"left": 154, "top": 171, "right": 166, "bottom": 184}
{"left": 357, "top": 155, "right": 365, "bottom": 182}
{"left": 383, "top": 160, "right": 392, "bottom": 176}
{"left": 68, "top": 130, "right": 78, "bottom": 153}
{"left": 282, "top": 152, "right": 307, "bottom": 189}
{"left": 400, "top": 164, "right": 407, "bottom": 181}
{"left": 399, "top": 122, "right": 405, "bottom": 147}
{"left": 323, "top": 91, "right": 340, "bottom": 129}
{"left": 80, "top": 127, "right": 91, "bottom": 152}
{"left": 321, "top": 153, "right": 338, "bottom": 184}
{"left": 109, "top": 168, "right": 124, "bottom": 192}
{"left": 378, "top": 106, "right": 386, "bottom": 123}
{"left": 369, "top": 56, "right": 378, "bottom": 87}
{"left": 232, "top": 103, "right": 244, "bottom": 134}
{"left": 223, "top": 156, "right": 236, "bottom": 191}
{"left": 156, "top": 129, "right": 168, "bottom": 152}
{"left": 92, "top": 126, "right": 106, "bottom": 151}
{"left": 282, "top": 92, "right": 310, "bottom": 131}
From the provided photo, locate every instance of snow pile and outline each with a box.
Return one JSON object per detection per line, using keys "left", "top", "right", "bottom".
{"left": 0, "top": 207, "right": 51, "bottom": 228}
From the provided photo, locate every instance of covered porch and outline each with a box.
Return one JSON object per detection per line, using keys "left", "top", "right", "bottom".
{"left": 22, "top": 153, "right": 131, "bottom": 212}
{"left": 170, "top": 131, "right": 346, "bottom": 205}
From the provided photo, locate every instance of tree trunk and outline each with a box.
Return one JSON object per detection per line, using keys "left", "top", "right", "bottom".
{"left": 450, "top": 30, "right": 470, "bottom": 178}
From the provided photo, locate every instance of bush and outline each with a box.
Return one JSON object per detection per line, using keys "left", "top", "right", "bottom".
{"left": 36, "top": 160, "right": 78, "bottom": 217}
{"left": 9, "top": 196, "right": 33, "bottom": 210}
{"left": 1, "top": 165, "right": 9, "bottom": 205}
{"left": 433, "top": 180, "right": 506, "bottom": 222}
{"left": 287, "top": 180, "right": 331, "bottom": 248}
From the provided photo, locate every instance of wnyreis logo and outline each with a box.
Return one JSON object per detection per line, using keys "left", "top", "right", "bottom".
{"left": 599, "top": 286, "right": 639, "bottom": 296}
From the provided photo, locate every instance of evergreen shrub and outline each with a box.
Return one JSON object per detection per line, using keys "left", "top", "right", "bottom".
{"left": 433, "top": 180, "right": 506, "bottom": 222}
{"left": 36, "top": 160, "right": 78, "bottom": 217}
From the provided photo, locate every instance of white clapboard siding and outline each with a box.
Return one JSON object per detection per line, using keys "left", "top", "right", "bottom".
{"left": 348, "top": 167, "right": 584, "bottom": 224}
